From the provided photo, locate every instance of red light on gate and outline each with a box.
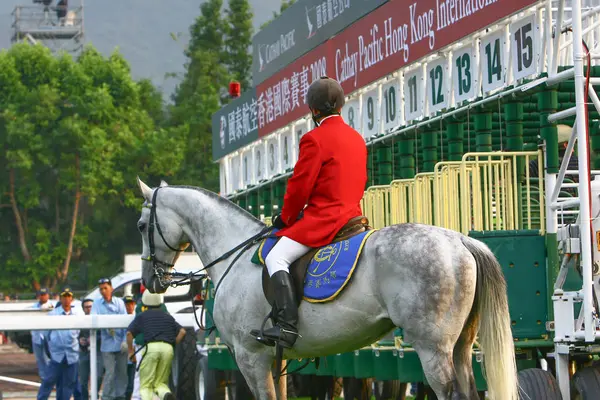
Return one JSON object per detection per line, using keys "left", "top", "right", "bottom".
{"left": 229, "top": 81, "right": 241, "bottom": 98}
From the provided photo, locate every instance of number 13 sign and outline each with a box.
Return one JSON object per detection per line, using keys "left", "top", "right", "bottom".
{"left": 453, "top": 45, "right": 476, "bottom": 104}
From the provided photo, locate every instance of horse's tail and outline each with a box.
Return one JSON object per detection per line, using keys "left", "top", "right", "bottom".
{"left": 461, "top": 235, "right": 518, "bottom": 400}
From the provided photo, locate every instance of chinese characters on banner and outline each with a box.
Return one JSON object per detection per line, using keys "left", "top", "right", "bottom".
{"left": 211, "top": 89, "right": 260, "bottom": 160}
{"left": 256, "top": 43, "right": 329, "bottom": 136}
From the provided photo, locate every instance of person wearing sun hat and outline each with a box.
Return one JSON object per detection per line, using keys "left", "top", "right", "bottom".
{"left": 129, "top": 287, "right": 168, "bottom": 400}
{"left": 126, "top": 291, "right": 186, "bottom": 400}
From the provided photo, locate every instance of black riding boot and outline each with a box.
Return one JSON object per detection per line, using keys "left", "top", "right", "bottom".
{"left": 253, "top": 270, "right": 299, "bottom": 348}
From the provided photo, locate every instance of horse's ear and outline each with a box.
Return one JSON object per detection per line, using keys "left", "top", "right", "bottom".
{"left": 137, "top": 176, "right": 153, "bottom": 202}
{"left": 160, "top": 180, "right": 169, "bottom": 187}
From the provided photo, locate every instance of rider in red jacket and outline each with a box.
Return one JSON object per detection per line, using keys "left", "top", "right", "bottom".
{"left": 252, "top": 76, "right": 367, "bottom": 349}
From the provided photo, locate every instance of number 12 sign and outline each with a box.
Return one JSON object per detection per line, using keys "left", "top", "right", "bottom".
{"left": 427, "top": 57, "right": 448, "bottom": 114}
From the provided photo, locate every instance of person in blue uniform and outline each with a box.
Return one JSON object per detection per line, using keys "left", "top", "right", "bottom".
{"left": 37, "top": 287, "right": 81, "bottom": 400}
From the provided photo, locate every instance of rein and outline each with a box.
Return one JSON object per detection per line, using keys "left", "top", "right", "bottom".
{"left": 140, "top": 186, "right": 274, "bottom": 332}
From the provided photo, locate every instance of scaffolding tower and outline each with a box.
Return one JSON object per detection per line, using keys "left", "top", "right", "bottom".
{"left": 12, "top": 0, "right": 84, "bottom": 55}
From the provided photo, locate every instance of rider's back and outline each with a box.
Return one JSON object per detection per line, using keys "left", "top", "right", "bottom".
{"left": 277, "top": 114, "right": 367, "bottom": 248}
{"left": 308, "top": 115, "right": 367, "bottom": 212}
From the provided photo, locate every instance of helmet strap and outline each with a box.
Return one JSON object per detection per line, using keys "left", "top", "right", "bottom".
{"left": 312, "top": 109, "right": 340, "bottom": 127}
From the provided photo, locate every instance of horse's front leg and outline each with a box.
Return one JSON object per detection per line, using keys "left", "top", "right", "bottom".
{"left": 234, "top": 347, "right": 278, "bottom": 400}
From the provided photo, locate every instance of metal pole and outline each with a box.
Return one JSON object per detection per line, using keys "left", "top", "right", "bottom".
{"left": 90, "top": 329, "right": 98, "bottom": 400}
{"left": 550, "top": 122, "right": 578, "bottom": 203}
{"left": 552, "top": 0, "right": 566, "bottom": 74}
{"left": 572, "top": 0, "right": 596, "bottom": 343}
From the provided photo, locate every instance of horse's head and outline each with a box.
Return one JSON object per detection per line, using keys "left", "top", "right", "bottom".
{"left": 136, "top": 177, "right": 190, "bottom": 294}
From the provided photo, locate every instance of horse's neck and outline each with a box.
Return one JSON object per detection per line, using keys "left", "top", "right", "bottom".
{"left": 169, "top": 188, "right": 264, "bottom": 284}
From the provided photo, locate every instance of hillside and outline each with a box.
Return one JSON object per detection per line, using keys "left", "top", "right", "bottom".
{"left": 0, "top": 0, "right": 281, "bottom": 100}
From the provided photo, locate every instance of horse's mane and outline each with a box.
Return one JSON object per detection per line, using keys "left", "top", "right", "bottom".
{"left": 164, "top": 185, "right": 264, "bottom": 224}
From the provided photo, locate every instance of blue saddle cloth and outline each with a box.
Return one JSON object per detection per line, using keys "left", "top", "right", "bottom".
{"left": 255, "top": 229, "right": 376, "bottom": 303}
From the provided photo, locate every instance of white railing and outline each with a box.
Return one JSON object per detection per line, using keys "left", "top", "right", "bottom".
{"left": 0, "top": 314, "right": 198, "bottom": 400}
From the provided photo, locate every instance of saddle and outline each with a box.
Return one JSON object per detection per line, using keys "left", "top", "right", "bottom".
{"left": 261, "top": 216, "right": 372, "bottom": 307}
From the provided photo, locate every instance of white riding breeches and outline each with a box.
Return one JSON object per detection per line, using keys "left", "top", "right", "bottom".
{"left": 265, "top": 236, "right": 312, "bottom": 276}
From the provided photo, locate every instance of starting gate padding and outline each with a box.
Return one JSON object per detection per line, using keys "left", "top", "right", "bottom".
{"left": 469, "top": 230, "right": 548, "bottom": 340}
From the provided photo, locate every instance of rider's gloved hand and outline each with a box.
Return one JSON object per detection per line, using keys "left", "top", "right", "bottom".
{"left": 272, "top": 214, "right": 286, "bottom": 229}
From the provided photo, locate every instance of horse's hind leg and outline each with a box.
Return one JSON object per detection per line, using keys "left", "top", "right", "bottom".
{"left": 452, "top": 309, "right": 480, "bottom": 399}
{"left": 412, "top": 342, "right": 466, "bottom": 400}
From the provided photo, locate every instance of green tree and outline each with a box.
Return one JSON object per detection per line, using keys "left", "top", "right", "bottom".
{"left": 0, "top": 43, "right": 183, "bottom": 293}
{"left": 225, "top": 0, "right": 254, "bottom": 90}
{"left": 168, "top": 0, "right": 232, "bottom": 192}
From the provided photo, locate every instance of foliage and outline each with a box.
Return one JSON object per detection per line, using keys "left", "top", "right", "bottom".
{"left": 1, "top": 0, "right": 261, "bottom": 295}
{"left": 225, "top": 0, "right": 254, "bottom": 90}
{"left": 167, "top": 0, "right": 233, "bottom": 192}
{"left": 0, "top": 43, "right": 185, "bottom": 294}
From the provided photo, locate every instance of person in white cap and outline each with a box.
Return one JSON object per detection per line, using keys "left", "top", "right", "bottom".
{"left": 126, "top": 291, "right": 186, "bottom": 400}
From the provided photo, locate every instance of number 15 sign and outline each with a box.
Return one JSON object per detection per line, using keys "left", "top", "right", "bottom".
{"left": 510, "top": 14, "right": 538, "bottom": 82}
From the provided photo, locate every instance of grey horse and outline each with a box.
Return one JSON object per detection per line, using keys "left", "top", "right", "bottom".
{"left": 135, "top": 178, "right": 518, "bottom": 400}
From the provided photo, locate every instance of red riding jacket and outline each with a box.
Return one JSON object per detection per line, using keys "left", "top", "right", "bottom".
{"left": 275, "top": 115, "right": 367, "bottom": 248}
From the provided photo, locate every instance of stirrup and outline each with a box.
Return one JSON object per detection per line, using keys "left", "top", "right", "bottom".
{"left": 261, "top": 326, "right": 302, "bottom": 349}
{"left": 250, "top": 312, "right": 276, "bottom": 347}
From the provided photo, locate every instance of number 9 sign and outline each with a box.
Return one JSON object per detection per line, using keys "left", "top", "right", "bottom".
{"left": 361, "top": 88, "right": 380, "bottom": 139}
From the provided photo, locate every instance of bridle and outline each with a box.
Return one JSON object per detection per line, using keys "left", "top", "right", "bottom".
{"left": 139, "top": 186, "right": 274, "bottom": 334}
{"left": 140, "top": 187, "right": 274, "bottom": 290}
{"left": 141, "top": 187, "right": 186, "bottom": 287}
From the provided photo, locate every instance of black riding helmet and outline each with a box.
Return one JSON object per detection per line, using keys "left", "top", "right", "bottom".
{"left": 306, "top": 76, "right": 345, "bottom": 124}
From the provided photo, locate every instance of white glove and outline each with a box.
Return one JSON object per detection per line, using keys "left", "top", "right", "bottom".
{"left": 121, "top": 341, "right": 128, "bottom": 354}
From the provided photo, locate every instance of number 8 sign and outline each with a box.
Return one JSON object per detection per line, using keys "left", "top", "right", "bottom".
{"left": 343, "top": 99, "right": 360, "bottom": 132}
